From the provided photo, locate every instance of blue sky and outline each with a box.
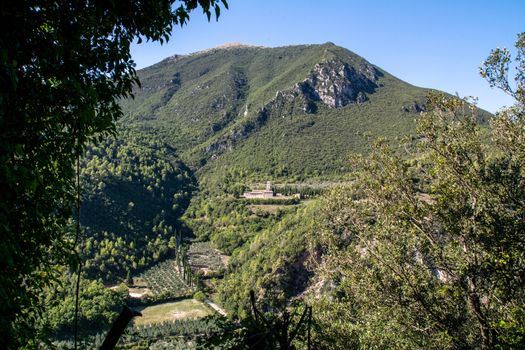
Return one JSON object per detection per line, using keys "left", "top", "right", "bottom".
{"left": 131, "top": 0, "right": 524, "bottom": 113}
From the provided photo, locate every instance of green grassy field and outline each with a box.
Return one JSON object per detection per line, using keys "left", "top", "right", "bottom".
{"left": 133, "top": 299, "right": 212, "bottom": 326}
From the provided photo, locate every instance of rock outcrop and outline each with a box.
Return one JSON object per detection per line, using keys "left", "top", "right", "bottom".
{"left": 402, "top": 100, "right": 426, "bottom": 113}
{"left": 301, "top": 58, "right": 378, "bottom": 108}
{"left": 203, "top": 58, "right": 380, "bottom": 158}
{"left": 268, "top": 58, "right": 379, "bottom": 114}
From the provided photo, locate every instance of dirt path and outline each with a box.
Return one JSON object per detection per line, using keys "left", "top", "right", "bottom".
{"left": 204, "top": 299, "right": 227, "bottom": 317}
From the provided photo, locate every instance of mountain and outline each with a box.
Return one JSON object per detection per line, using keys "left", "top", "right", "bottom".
{"left": 51, "top": 43, "right": 499, "bottom": 347}
{"left": 120, "top": 42, "right": 439, "bottom": 179}
{"left": 115, "top": 42, "right": 446, "bottom": 317}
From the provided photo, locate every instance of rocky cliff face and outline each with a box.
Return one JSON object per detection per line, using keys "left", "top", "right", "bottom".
{"left": 202, "top": 58, "right": 380, "bottom": 158}
{"left": 273, "top": 57, "right": 380, "bottom": 113}
{"left": 301, "top": 58, "right": 378, "bottom": 108}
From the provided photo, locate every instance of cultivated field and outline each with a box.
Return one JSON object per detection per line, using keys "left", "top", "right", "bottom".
{"left": 133, "top": 299, "right": 212, "bottom": 326}
{"left": 138, "top": 259, "right": 193, "bottom": 297}
{"left": 187, "top": 242, "right": 227, "bottom": 276}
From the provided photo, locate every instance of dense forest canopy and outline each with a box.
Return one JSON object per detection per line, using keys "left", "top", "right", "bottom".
{"left": 80, "top": 133, "right": 195, "bottom": 282}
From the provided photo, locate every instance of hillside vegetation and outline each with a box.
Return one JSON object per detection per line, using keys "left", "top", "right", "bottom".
{"left": 307, "top": 93, "right": 525, "bottom": 348}
{"left": 80, "top": 132, "right": 196, "bottom": 281}
{"left": 47, "top": 40, "right": 520, "bottom": 349}
{"left": 120, "top": 43, "right": 449, "bottom": 180}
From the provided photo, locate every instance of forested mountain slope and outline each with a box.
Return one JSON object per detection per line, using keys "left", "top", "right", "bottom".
{"left": 50, "top": 42, "right": 508, "bottom": 349}
{"left": 120, "top": 43, "right": 455, "bottom": 178}
{"left": 80, "top": 132, "right": 196, "bottom": 281}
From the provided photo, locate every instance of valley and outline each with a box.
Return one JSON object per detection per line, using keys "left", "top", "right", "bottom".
{"left": 5, "top": 1, "right": 523, "bottom": 348}
{"left": 48, "top": 42, "right": 518, "bottom": 349}
{"left": 110, "top": 44, "right": 437, "bottom": 327}
{"left": 59, "top": 43, "right": 451, "bottom": 346}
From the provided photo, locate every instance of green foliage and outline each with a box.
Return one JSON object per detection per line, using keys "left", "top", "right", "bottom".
{"left": 188, "top": 242, "right": 227, "bottom": 277}
{"left": 239, "top": 290, "right": 312, "bottom": 350}
{"left": 309, "top": 33, "right": 525, "bottom": 349}
{"left": 218, "top": 202, "right": 318, "bottom": 318}
{"left": 80, "top": 132, "right": 196, "bottom": 282}
{"left": 241, "top": 198, "right": 300, "bottom": 205}
{"left": 118, "top": 315, "right": 236, "bottom": 350}
{"left": 120, "top": 43, "right": 451, "bottom": 181}
{"left": 0, "top": 1, "right": 227, "bottom": 347}
{"left": 42, "top": 274, "right": 127, "bottom": 339}
{"left": 194, "top": 291, "right": 207, "bottom": 302}
{"left": 273, "top": 184, "right": 325, "bottom": 198}
{"left": 53, "top": 315, "right": 228, "bottom": 349}
{"left": 139, "top": 259, "right": 194, "bottom": 299}
{"left": 184, "top": 195, "right": 287, "bottom": 254}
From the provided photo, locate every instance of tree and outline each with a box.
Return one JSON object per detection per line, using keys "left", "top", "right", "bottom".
{"left": 42, "top": 274, "right": 127, "bottom": 337}
{"left": 311, "top": 33, "right": 525, "bottom": 349}
{"left": 0, "top": 1, "right": 227, "bottom": 348}
{"left": 244, "top": 290, "right": 312, "bottom": 350}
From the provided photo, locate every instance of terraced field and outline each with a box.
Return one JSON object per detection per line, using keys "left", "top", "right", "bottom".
{"left": 187, "top": 242, "right": 227, "bottom": 277}
{"left": 139, "top": 259, "right": 193, "bottom": 297}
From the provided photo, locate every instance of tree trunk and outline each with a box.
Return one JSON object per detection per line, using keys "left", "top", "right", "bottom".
{"left": 468, "top": 282, "right": 494, "bottom": 349}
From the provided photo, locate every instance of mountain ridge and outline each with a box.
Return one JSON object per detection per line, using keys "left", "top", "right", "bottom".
{"left": 120, "top": 42, "right": 487, "bottom": 181}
